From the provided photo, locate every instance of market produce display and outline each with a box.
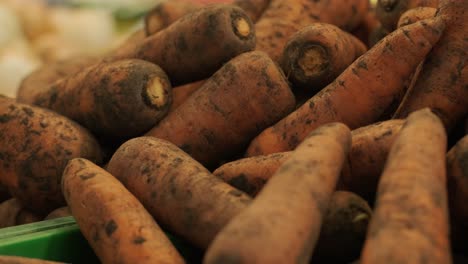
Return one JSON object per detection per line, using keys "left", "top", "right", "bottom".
{"left": 0, "top": 0, "right": 466, "bottom": 263}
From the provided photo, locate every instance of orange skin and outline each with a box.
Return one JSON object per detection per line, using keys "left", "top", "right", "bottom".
{"left": 106, "top": 137, "right": 252, "bottom": 249}
{"left": 393, "top": 0, "right": 468, "bottom": 131}
{"left": 204, "top": 123, "right": 351, "bottom": 264}
{"left": 255, "top": 0, "right": 369, "bottom": 62}
{"left": 246, "top": 17, "right": 445, "bottom": 157}
{"left": 62, "top": 158, "right": 185, "bottom": 264}
{"left": 361, "top": 109, "right": 451, "bottom": 264}
{"left": 146, "top": 51, "right": 295, "bottom": 168}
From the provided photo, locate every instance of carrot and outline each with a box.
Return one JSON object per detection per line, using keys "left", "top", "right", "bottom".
{"left": 0, "top": 100, "right": 102, "bottom": 214}
{"left": 0, "top": 256, "right": 64, "bottom": 264}
{"left": 255, "top": 0, "right": 369, "bottom": 62}
{"left": 169, "top": 80, "right": 206, "bottom": 113}
{"left": 113, "top": 4, "right": 256, "bottom": 86}
{"left": 16, "top": 55, "right": 98, "bottom": 105}
{"left": 204, "top": 123, "right": 351, "bottom": 264}
{"left": 311, "top": 191, "right": 372, "bottom": 264}
{"left": 62, "top": 158, "right": 185, "bottom": 264}
{"left": 214, "top": 152, "right": 289, "bottom": 196}
{"left": 446, "top": 135, "right": 468, "bottom": 253}
{"left": 144, "top": 0, "right": 203, "bottom": 36}
{"left": 376, "top": 0, "right": 439, "bottom": 31}
{"left": 113, "top": 29, "right": 147, "bottom": 55}
{"left": 393, "top": 0, "right": 468, "bottom": 131}
{"left": 146, "top": 51, "right": 295, "bottom": 168}
{"left": 30, "top": 59, "right": 172, "bottom": 140}
{"left": 106, "top": 137, "right": 252, "bottom": 249}
{"left": 44, "top": 207, "right": 71, "bottom": 220}
{"left": 341, "top": 119, "right": 405, "bottom": 202}
{"left": 246, "top": 17, "right": 445, "bottom": 157}
{"left": 0, "top": 199, "right": 42, "bottom": 228}
{"left": 360, "top": 109, "right": 451, "bottom": 264}
{"left": 397, "top": 7, "right": 437, "bottom": 27}
{"left": 144, "top": 0, "right": 270, "bottom": 36}
{"left": 216, "top": 119, "right": 404, "bottom": 200}
{"left": 280, "top": 23, "right": 367, "bottom": 92}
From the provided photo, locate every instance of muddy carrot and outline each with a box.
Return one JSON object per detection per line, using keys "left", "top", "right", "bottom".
{"left": 0, "top": 199, "right": 42, "bottom": 228}
{"left": 146, "top": 51, "right": 295, "bottom": 168}
{"left": 281, "top": 23, "right": 367, "bottom": 92}
{"left": 216, "top": 120, "right": 403, "bottom": 200}
{"left": 30, "top": 59, "right": 172, "bottom": 140}
{"left": 360, "top": 109, "right": 451, "bottom": 264}
{"left": 255, "top": 0, "right": 369, "bottom": 62}
{"left": 106, "top": 137, "right": 252, "bottom": 249}
{"left": 246, "top": 17, "right": 445, "bottom": 157}
{"left": 16, "top": 55, "right": 98, "bottom": 105}
{"left": 113, "top": 4, "right": 256, "bottom": 86}
{"left": 62, "top": 158, "right": 185, "bottom": 264}
{"left": 447, "top": 135, "right": 468, "bottom": 253}
{"left": 397, "top": 7, "right": 437, "bottom": 27}
{"left": 204, "top": 123, "right": 351, "bottom": 264}
{"left": 393, "top": 0, "right": 468, "bottom": 131}
{"left": 144, "top": 0, "right": 270, "bottom": 36}
{"left": 376, "top": 0, "right": 439, "bottom": 31}
{"left": 0, "top": 100, "right": 102, "bottom": 214}
{"left": 311, "top": 191, "right": 372, "bottom": 264}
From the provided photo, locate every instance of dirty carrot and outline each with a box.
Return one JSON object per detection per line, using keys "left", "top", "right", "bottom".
{"left": 360, "top": 109, "right": 451, "bottom": 264}
{"left": 446, "top": 135, "right": 468, "bottom": 253}
{"left": 397, "top": 6, "right": 437, "bottom": 27}
{"left": 204, "top": 123, "right": 351, "bottom": 264}
{"left": 0, "top": 100, "right": 102, "bottom": 214}
{"left": 31, "top": 59, "right": 172, "bottom": 140}
{"left": 113, "top": 4, "right": 256, "bottom": 86}
{"left": 216, "top": 119, "right": 403, "bottom": 201}
{"left": 246, "top": 17, "right": 445, "bottom": 157}
{"left": 376, "top": 0, "right": 439, "bottom": 30}
{"left": 62, "top": 158, "right": 185, "bottom": 264}
{"left": 281, "top": 23, "right": 367, "bottom": 92}
{"left": 106, "top": 137, "right": 252, "bottom": 249}
{"left": 146, "top": 51, "right": 295, "bottom": 168}
{"left": 255, "top": 0, "right": 369, "bottom": 62}
{"left": 311, "top": 191, "right": 372, "bottom": 264}
{"left": 393, "top": 0, "right": 468, "bottom": 131}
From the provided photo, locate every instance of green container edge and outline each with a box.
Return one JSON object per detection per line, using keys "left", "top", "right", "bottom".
{"left": 0, "top": 216, "right": 203, "bottom": 263}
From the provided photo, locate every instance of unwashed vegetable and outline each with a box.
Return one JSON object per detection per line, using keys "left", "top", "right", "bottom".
{"left": 246, "top": 16, "right": 445, "bottom": 156}
{"left": 397, "top": 7, "right": 437, "bottom": 27}
{"left": 0, "top": 99, "right": 102, "bottom": 214}
{"left": 376, "top": 0, "right": 439, "bottom": 31}
{"left": 62, "top": 158, "right": 185, "bottom": 264}
{"left": 146, "top": 51, "right": 295, "bottom": 168}
{"left": 204, "top": 123, "right": 351, "bottom": 264}
{"left": 106, "top": 137, "right": 252, "bottom": 249}
{"left": 393, "top": 0, "right": 468, "bottom": 131}
{"left": 360, "top": 109, "right": 451, "bottom": 264}
{"left": 281, "top": 23, "right": 367, "bottom": 92}
{"left": 0, "top": 199, "right": 42, "bottom": 228}
{"left": 30, "top": 59, "right": 172, "bottom": 141}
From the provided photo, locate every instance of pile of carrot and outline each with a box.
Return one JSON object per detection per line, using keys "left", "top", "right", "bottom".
{"left": 0, "top": 0, "right": 467, "bottom": 263}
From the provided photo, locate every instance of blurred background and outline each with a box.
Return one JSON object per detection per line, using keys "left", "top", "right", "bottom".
{"left": 0, "top": 0, "right": 378, "bottom": 97}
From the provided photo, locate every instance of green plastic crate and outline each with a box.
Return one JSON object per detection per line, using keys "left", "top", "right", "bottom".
{"left": 0, "top": 216, "right": 203, "bottom": 263}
